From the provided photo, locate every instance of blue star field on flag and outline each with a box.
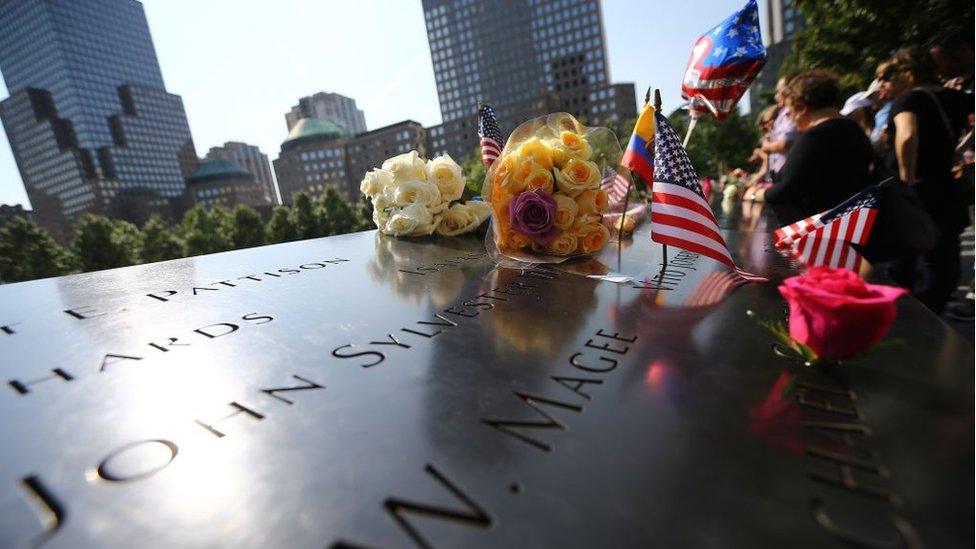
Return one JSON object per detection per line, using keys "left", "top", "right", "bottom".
{"left": 681, "top": 0, "right": 766, "bottom": 119}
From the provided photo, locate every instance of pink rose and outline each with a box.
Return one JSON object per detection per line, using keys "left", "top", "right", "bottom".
{"left": 777, "top": 267, "right": 907, "bottom": 360}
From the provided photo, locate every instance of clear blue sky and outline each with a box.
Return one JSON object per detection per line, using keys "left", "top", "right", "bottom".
{"left": 0, "top": 0, "right": 761, "bottom": 207}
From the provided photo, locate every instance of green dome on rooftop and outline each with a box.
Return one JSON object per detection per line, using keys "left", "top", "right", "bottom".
{"left": 189, "top": 158, "right": 253, "bottom": 182}
{"left": 282, "top": 117, "right": 349, "bottom": 150}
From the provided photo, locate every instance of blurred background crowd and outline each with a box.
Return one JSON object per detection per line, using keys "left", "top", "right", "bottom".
{"left": 727, "top": 31, "right": 973, "bottom": 322}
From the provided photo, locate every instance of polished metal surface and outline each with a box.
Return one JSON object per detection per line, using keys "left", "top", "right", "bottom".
{"left": 0, "top": 201, "right": 972, "bottom": 548}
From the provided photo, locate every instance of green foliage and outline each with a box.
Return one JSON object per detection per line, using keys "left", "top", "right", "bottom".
{"left": 138, "top": 215, "right": 182, "bottom": 263}
{"left": 357, "top": 196, "right": 375, "bottom": 231}
{"left": 1, "top": 191, "right": 371, "bottom": 283}
{"left": 210, "top": 206, "right": 234, "bottom": 240}
{"left": 71, "top": 214, "right": 139, "bottom": 272}
{"left": 290, "top": 192, "right": 322, "bottom": 239}
{"left": 667, "top": 109, "right": 759, "bottom": 178}
{"left": 265, "top": 205, "right": 298, "bottom": 243}
{"left": 747, "top": 309, "right": 901, "bottom": 367}
{"left": 180, "top": 205, "right": 233, "bottom": 257}
{"left": 461, "top": 146, "right": 487, "bottom": 196}
{"left": 227, "top": 205, "right": 265, "bottom": 249}
{"left": 783, "top": 0, "right": 974, "bottom": 90}
{"left": 0, "top": 217, "right": 71, "bottom": 283}
{"left": 606, "top": 116, "right": 638, "bottom": 153}
{"left": 318, "top": 188, "right": 360, "bottom": 236}
{"left": 753, "top": 313, "right": 820, "bottom": 365}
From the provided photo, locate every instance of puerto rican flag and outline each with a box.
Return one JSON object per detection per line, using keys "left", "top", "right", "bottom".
{"left": 681, "top": 0, "right": 766, "bottom": 119}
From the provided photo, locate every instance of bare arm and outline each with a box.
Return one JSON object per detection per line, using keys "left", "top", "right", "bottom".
{"left": 747, "top": 155, "right": 769, "bottom": 188}
{"left": 761, "top": 137, "right": 792, "bottom": 154}
{"left": 893, "top": 111, "right": 919, "bottom": 184}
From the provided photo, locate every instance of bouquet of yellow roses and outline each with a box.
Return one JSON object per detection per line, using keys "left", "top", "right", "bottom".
{"left": 483, "top": 113, "right": 622, "bottom": 263}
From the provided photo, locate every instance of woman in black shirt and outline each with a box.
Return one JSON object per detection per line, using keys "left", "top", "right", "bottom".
{"left": 879, "top": 47, "right": 972, "bottom": 314}
{"left": 750, "top": 70, "right": 875, "bottom": 224}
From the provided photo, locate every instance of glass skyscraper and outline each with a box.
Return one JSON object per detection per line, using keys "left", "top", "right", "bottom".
{"left": 422, "top": 0, "right": 636, "bottom": 161}
{"left": 0, "top": 0, "right": 196, "bottom": 239}
{"left": 749, "top": 0, "right": 806, "bottom": 114}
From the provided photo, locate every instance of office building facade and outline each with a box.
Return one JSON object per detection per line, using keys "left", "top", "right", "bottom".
{"left": 749, "top": 0, "right": 805, "bottom": 113}
{"left": 206, "top": 141, "right": 278, "bottom": 205}
{"left": 186, "top": 158, "right": 269, "bottom": 210}
{"left": 274, "top": 117, "right": 350, "bottom": 204}
{"left": 285, "top": 92, "right": 367, "bottom": 135}
{"left": 0, "top": 0, "right": 196, "bottom": 239}
{"left": 422, "top": 0, "right": 636, "bottom": 161}
{"left": 345, "top": 121, "right": 427, "bottom": 189}
{"left": 0, "top": 203, "right": 33, "bottom": 226}
{"left": 274, "top": 117, "right": 427, "bottom": 204}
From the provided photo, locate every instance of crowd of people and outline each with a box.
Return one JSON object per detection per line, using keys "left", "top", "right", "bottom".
{"left": 739, "top": 33, "right": 974, "bottom": 320}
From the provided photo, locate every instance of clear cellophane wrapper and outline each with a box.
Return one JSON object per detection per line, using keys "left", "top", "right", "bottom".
{"left": 483, "top": 113, "right": 623, "bottom": 265}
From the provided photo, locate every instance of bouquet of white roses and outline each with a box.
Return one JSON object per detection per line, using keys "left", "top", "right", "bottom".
{"left": 360, "top": 150, "right": 491, "bottom": 237}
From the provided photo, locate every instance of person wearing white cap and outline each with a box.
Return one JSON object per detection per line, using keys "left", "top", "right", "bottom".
{"left": 841, "top": 79, "right": 883, "bottom": 137}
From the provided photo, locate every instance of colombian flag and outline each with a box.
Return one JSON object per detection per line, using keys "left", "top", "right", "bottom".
{"left": 621, "top": 103, "right": 655, "bottom": 186}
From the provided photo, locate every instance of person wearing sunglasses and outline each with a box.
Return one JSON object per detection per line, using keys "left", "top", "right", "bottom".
{"left": 877, "top": 47, "right": 973, "bottom": 314}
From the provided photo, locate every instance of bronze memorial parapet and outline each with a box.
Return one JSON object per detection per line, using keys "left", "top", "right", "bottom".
{"left": 0, "top": 203, "right": 972, "bottom": 548}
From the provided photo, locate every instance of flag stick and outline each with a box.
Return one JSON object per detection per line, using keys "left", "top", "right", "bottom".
{"left": 683, "top": 117, "right": 698, "bottom": 148}
{"left": 616, "top": 87, "right": 652, "bottom": 245}
{"left": 683, "top": 95, "right": 718, "bottom": 147}
{"left": 617, "top": 173, "right": 634, "bottom": 237}
{"left": 658, "top": 241, "right": 669, "bottom": 285}
{"left": 655, "top": 89, "right": 668, "bottom": 274}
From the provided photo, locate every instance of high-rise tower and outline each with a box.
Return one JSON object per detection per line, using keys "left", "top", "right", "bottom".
{"left": 422, "top": 0, "right": 636, "bottom": 161}
{"left": 285, "top": 92, "right": 367, "bottom": 136}
{"left": 0, "top": 0, "right": 197, "bottom": 238}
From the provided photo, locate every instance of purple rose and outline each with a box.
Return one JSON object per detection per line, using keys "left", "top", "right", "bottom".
{"left": 509, "top": 190, "right": 561, "bottom": 246}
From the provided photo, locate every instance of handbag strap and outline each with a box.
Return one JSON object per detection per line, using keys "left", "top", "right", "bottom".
{"left": 919, "top": 88, "right": 957, "bottom": 142}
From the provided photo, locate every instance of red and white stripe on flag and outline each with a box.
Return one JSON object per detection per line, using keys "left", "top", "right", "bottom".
{"left": 480, "top": 138, "right": 501, "bottom": 166}
{"left": 651, "top": 182, "right": 766, "bottom": 282}
{"left": 774, "top": 208, "right": 878, "bottom": 271}
{"left": 601, "top": 172, "right": 630, "bottom": 207}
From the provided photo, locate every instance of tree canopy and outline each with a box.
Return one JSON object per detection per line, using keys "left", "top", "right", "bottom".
{"left": 138, "top": 215, "right": 183, "bottom": 263}
{"left": 666, "top": 109, "right": 759, "bottom": 179}
{"left": 265, "top": 205, "right": 298, "bottom": 244}
{"left": 228, "top": 205, "right": 266, "bottom": 249}
{"left": 783, "top": 0, "right": 974, "bottom": 90}
{"left": 0, "top": 217, "right": 71, "bottom": 283}
{"left": 71, "top": 214, "right": 139, "bottom": 272}
{"left": 0, "top": 188, "right": 377, "bottom": 284}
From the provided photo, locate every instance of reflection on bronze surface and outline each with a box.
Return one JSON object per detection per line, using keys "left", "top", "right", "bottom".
{"left": 482, "top": 267, "right": 598, "bottom": 356}
{"left": 0, "top": 194, "right": 970, "bottom": 547}
{"left": 738, "top": 199, "right": 768, "bottom": 233}
{"left": 367, "top": 232, "right": 482, "bottom": 307}
{"left": 749, "top": 372, "right": 803, "bottom": 454}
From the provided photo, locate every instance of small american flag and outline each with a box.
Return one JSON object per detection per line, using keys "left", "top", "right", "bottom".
{"left": 773, "top": 185, "right": 880, "bottom": 271}
{"left": 601, "top": 166, "right": 631, "bottom": 208}
{"left": 478, "top": 104, "right": 503, "bottom": 167}
{"left": 651, "top": 113, "right": 765, "bottom": 282}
